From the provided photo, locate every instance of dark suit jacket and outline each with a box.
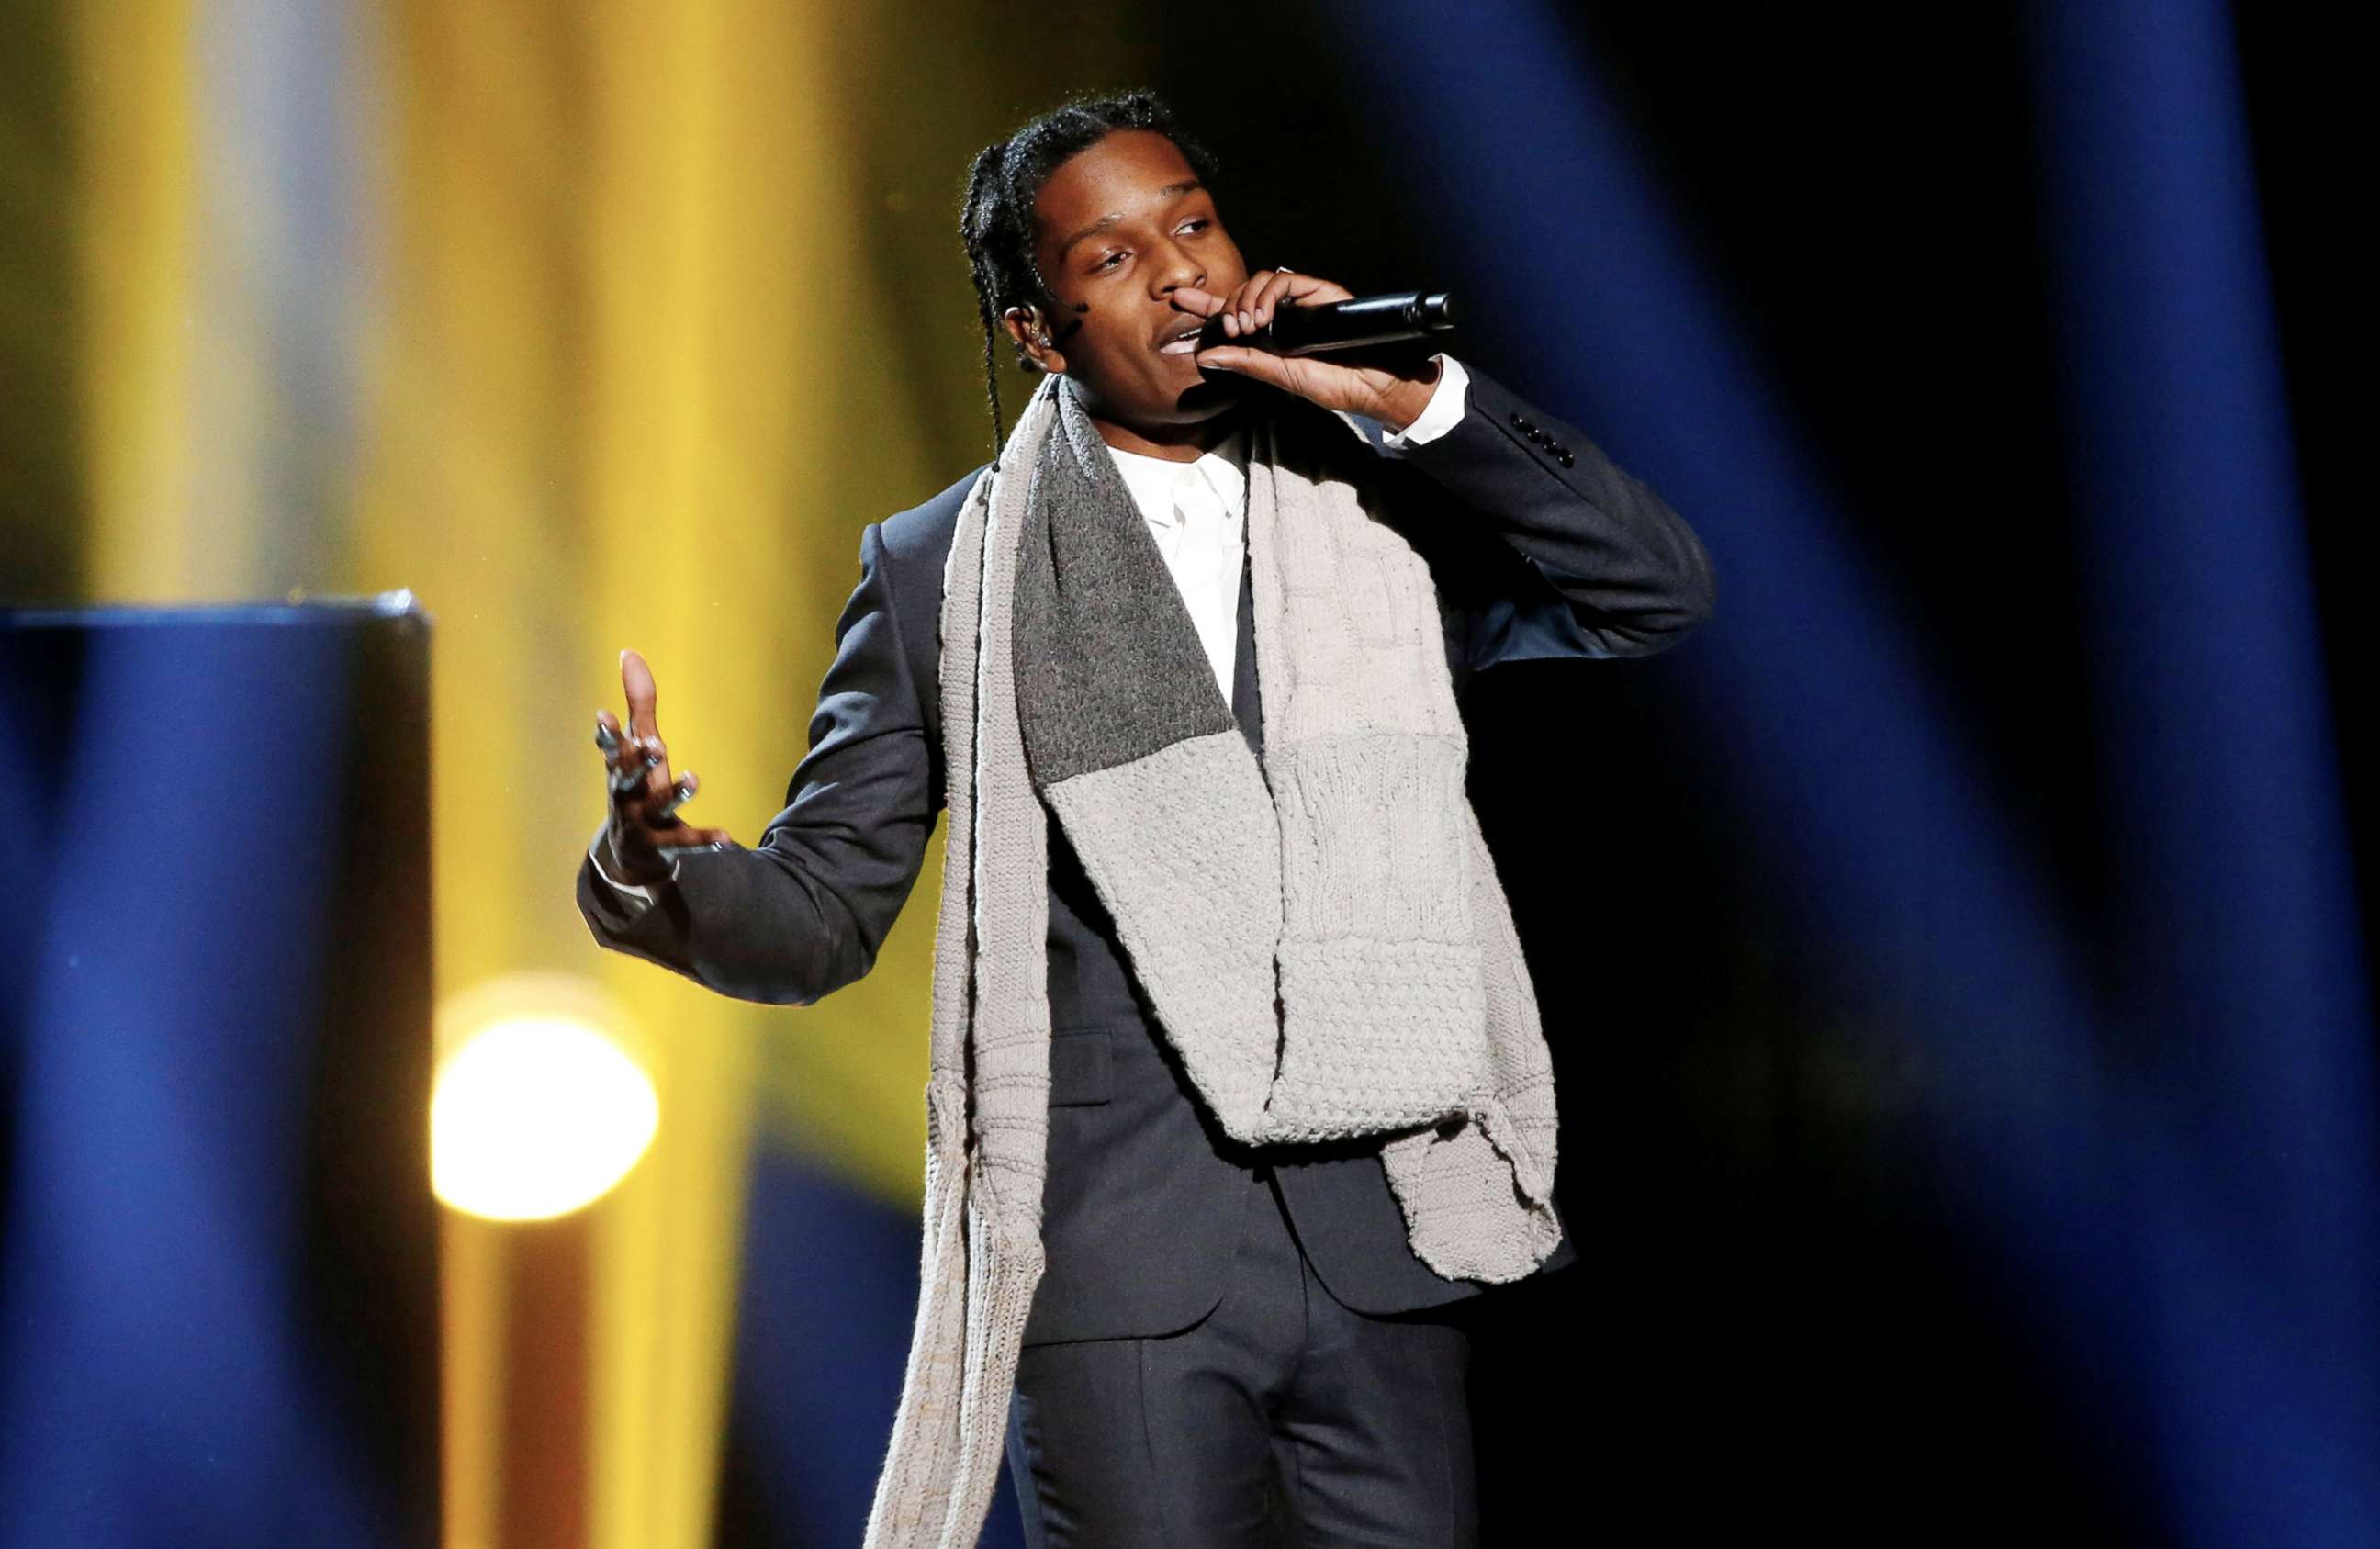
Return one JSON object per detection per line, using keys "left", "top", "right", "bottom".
{"left": 577, "top": 367, "right": 1714, "bottom": 1344}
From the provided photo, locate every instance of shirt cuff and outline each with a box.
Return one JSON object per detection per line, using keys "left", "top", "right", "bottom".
{"left": 588, "top": 827, "right": 672, "bottom": 911}
{"left": 1379, "top": 354, "right": 1470, "bottom": 454}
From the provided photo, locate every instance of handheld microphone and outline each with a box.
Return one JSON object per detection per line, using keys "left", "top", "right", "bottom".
{"left": 1197, "top": 290, "right": 1460, "bottom": 357}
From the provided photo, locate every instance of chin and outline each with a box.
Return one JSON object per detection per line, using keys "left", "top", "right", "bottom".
{"left": 1172, "top": 372, "right": 1248, "bottom": 418}
{"left": 1073, "top": 360, "right": 1241, "bottom": 433}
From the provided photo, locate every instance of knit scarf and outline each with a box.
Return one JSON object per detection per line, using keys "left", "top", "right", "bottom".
{"left": 862, "top": 372, "right": 1563, "bottom": 1547}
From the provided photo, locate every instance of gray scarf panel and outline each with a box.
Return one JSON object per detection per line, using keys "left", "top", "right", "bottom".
{"left": 1014, "top": 377, "right": 1558, "bottom": 1184}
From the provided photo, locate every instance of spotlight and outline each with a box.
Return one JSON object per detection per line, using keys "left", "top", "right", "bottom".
{"left": 430, "top": 974, "right": 657, "bottom": 1220}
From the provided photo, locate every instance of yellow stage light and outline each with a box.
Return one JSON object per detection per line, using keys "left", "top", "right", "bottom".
{"left": 432, "top": 979, "right": 659, "bottom": 1221}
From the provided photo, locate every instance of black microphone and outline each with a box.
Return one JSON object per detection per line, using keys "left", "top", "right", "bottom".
{"left": 1196, "top": 290, "right": 1459, "bottom": 357}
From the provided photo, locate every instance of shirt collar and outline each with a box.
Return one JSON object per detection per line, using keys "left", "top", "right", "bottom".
{"left": 1106, "top": 425, "right": 1248, "bottom": 527}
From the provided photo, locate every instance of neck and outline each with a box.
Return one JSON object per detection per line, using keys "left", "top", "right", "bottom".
{"left": 1089, "top": 405, "right": 1241, "bottom": 463}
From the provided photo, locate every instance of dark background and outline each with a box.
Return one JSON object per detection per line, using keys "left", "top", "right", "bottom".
{"left": 1124, "top": 5, "right": 2359, "bottom": 1541}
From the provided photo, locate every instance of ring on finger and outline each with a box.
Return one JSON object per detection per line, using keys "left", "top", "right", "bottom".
{"left": 657, "top": 778, "right": 694, "bottom": 819}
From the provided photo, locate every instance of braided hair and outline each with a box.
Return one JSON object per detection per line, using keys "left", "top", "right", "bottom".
{"left": 959, "top": 91, "right": 1219, "bottom": 465}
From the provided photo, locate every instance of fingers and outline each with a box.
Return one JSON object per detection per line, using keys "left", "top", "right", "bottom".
{"left": 594, "top": 701, "right": 685, "bottom": 821}
{"left": 1193, "top": 342, "right": 1298, "bottom": 391}
{"left": 1179, "top": 271, "right": 1356, "bottom": 340}
{"left": 1250, "top": 268, "right": 1350, "bottom": 324}
{"left": 656, "top": 768, "right": 701, "bottom": 819}
{"left": 654, "top": 829, "right": 738, "bottom": 860}
{"left": 1194, "top": 342, "right": 1416, "bottom": 419}
{"left": 594, "top": 687, "right": 735, "bottom": 866}
{"left": 1222, "top": 273, "right": 1273, "bottom": 337}
{"left": 610, "top": 744, "right": 649, "bottom": 797}
{"left": 610, "top": 758, "right": 732, "bottom": 851}
{"left": 621, "top": 648, "right": 660, "bottom": 743}
{"left": 1246, "top": 268, "right": 1298, "bottom": 331}
{"left": 612, "top": 650, "right": 679, "bottom": 806}
{"left": 597, "top": 710, "right": 667, "bottom": 798}
{"left": 1174, "top": 275, "right": 1305, "bottom": 335}
{"left": 596, "top": 709, "right": 644, "bottom": 794}
{"left": 1171, "top": 286, "right": 1228, "bottom": 319}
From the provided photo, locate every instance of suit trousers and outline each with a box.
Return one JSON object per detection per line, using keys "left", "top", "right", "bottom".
{"left": 1004, "top": 1162, "right": 1479, "bottom": 1547}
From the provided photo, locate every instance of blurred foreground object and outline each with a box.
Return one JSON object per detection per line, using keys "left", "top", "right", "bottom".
{"left": 0, "top": 594, "right": 438, "bottom": 1547}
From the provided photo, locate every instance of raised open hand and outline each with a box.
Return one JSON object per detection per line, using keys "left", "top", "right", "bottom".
{"left": 593, "top": 648, "right": 736, "bottom": 883}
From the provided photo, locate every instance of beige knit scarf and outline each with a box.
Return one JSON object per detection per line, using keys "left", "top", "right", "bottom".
{"left": 862, "top": 372, "right": 1562, "bottom": 1547}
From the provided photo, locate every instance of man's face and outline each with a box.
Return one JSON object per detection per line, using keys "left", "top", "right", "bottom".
{"left": 1014, "top": 129, "right": 1252, "bottom": 435}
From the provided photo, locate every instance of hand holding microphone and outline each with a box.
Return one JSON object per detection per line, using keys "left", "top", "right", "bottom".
{"left": 1179, "top": 269, "right": 1458, "bottom": 433}
{"left": 1194, "top": 288, "right": 1458, "bottom": 356}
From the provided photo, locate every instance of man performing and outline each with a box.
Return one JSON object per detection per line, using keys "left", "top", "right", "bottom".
{"left": 579, "top": 91, "right": 1713, "bottom": 1548}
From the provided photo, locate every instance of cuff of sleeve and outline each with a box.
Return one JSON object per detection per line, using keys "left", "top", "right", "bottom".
{"left": 1380, "top": 354, "right": 1470, "bottom": 454}
{"left": 588, "top": 826, "right": 673, "bottom": 910}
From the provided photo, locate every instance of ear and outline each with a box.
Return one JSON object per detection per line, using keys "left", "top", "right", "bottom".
{"left": 1002, "top": 303, "right": 1065, "bottom": 375}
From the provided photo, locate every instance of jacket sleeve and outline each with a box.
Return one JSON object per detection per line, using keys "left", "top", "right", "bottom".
{"left": 1386, "top": 365, "right": 1716, "bottom": 674}
{"left": 573, "top": 520, "right": 937, "bottom": 1005}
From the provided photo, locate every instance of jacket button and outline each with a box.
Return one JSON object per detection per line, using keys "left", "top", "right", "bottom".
{"left": 1510, "top": 413, "right": 1535, "bottom": 433}
{"left": 1557, "top": 450, "right": 1576, "bottom": 467}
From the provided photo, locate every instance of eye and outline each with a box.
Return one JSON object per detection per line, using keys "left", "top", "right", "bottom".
{"left": 1180, "top": 218, "right": 1209, "bottom": 234}
{"left": 1095, "top": 249, "right": 1128, "bottom": 272}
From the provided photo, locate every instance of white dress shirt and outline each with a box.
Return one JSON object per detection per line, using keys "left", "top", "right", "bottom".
{"left": 591, "top": 356, "right": 1473, "bottom": 902}
{"left": 1105, "top": 428, "right": 1250, "bottom": 702}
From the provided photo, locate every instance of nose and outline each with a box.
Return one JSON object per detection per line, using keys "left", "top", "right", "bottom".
{"left": 1151, "top": 237, "right": 1205, "bottom": 300}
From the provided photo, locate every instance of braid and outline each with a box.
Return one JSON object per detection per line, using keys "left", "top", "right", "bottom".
{"left": 955, "top": 91, "right": 1219, "bottom": 466}
{"left": 960, "top": 141, "right": 1010, "bottom": 461}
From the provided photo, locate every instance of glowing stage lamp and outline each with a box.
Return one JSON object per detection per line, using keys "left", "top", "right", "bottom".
{"left": 432, "top": 977, "right": 658, "bottom": 1221}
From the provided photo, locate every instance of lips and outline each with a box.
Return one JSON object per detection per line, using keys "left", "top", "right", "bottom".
{"left": 1155, "top": 318, "right": 1205, "bottom": 356}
